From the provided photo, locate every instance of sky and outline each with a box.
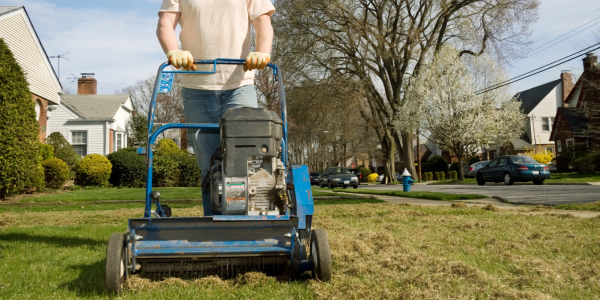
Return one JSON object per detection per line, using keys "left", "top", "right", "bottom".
{"left": 4, "top": 0, "right": 600, "bottom": 95}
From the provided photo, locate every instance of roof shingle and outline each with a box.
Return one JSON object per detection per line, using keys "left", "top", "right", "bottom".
{"left": 61, "top": 94, "right": 129, "bottom": 120}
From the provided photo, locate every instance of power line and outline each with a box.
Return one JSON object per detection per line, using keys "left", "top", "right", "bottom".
{"left": 477, "top": 45, "right": 600, "bottom": 94}
{"left": 508, "top": 8, "right": 600, "bottom": 65}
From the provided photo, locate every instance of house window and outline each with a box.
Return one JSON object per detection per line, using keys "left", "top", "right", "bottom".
{"left": 71, "top": 131, "right": 87, "bottom": 157}
{"left": 557, "top": 140, "right": 562, "bottom": 152}
{"left": 566, "top": 138, "right": 574, "bottom": 148}
{"left": 546, "top": 146, "right": 554, "bottom": 154}
{"left": 541, "top": 117, "right": 554, "bottom": 132}
{"left": 115, "top": 132, "right": 126, "bottom": 151}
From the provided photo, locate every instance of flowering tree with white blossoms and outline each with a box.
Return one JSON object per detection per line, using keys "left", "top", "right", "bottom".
{"left": 398, "top": 46, "right": 526, "bottom": 180}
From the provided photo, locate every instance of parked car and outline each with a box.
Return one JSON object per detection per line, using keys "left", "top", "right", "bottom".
{"left": 319, "top": 167, "right": 359, "bottom": 189}
{"left": 349, "top": 168, "right": 363, "bottom": 183}
{"left": 309, "top": 172, "right": 320, "bottom": 185}
{"left": 464, "top": 161, "right": 489, "bottom": 178}
{"left": 376, "top": 173, "right": 402, "bottom": 182}
{"left": 476, "top": 155, "right": 550, "bottom": 186}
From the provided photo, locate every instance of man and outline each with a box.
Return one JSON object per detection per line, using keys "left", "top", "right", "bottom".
{"left": 157, "top": 0, "right": 275, "bottom": 216}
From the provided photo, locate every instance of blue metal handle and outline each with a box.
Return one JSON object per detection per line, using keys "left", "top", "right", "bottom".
{"left": 143, "top": 59, "right": 288, "bottom": 218}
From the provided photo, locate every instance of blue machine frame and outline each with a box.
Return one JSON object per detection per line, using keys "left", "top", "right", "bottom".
{"left": 127, "top": 59, "right": 314, "bottom": 275}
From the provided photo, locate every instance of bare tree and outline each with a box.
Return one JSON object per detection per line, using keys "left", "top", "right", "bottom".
{"left": 274, "top": 0, "right": 538, "bottom": 183}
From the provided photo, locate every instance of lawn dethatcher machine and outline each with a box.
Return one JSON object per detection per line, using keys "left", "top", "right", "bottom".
{"left": 105, "top": 59, "right": 332, "bottom": 294}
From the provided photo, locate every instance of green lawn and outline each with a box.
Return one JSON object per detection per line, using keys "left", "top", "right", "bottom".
{"left": 555, "top": 201, "right": 600, "bottom": 211}
{"left": 430, "top": 172, "right": 600, "bottom": 184}
{"left": 1, "top": 201, "right": 598, "bottom": 299}
{"left": 16, "top": 187, "right": 202, "bottom": 203}
{"left": 327, "top": 188, "right": 488, "bottom": 201}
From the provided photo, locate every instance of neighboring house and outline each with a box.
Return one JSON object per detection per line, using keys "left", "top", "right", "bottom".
{"left": 551, "top": 53, "right": 600, "bottom": 154}
{"left": 47, "top": 74, "right": 133, "bottom": 156}
{"left": 485, "top": 71, "right": 574, "bottom": 159}
{"left": 0, "top": 6, "right": 63, "bottom": 141}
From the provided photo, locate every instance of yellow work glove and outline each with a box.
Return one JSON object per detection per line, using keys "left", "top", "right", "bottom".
{"left": 244, "top": 52, "right": 270, "bottom": 71}
{"left": 167, "top": 50, "right": 196, "bottom": 71}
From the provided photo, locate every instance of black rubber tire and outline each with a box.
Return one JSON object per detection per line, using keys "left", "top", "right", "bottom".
{"left": 353, "top": 184, "right": 358, "bottom": 189}
{"left": 310, "top": 228, "right": 332, "bottom": 281}
{"left": 533, "top": 179, "right": 544, "bottom": 185}
{"left": 504, "top": 173, "right": 514, "bottom": 185}
{"left": 319, "top": 182, "right": 325, "bottom": 188}
{"left": 328, "top": 182, "right": 335, "bottom": 189}
{"left": 476, "top": 173, "right": 485, "bottom": 186}
{"left": 106, "top": 233, "right": 126, "bottom": 295}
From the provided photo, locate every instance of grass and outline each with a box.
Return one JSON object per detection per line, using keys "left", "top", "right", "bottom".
{"left": 328, "top": 188, "right": 488, "bottom": 201}
{"left": 1, "top": 201, "right": 599, "bottom": 299}
{"left": 14, "top": 187, "right": 202, "bottom": 203}
{"left": 555, "top": 200, "right": 600, "bottom": 211}
{"left": 546, "top": 172, "right": 600, "bottom": 183}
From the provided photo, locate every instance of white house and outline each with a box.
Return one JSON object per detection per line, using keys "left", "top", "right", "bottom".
{"left": 0, "top": 6, "right": 63, "bottom": 141}
{"left": 47, "top": 74, "right": 133, "bottom": 156}
{"left": 486, "top": 72, "right": 573, "bottom": 159}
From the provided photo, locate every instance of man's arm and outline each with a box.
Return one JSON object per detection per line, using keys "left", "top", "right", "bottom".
{"left": 157, "top": 12, "right": 195, "bottom": 70}
{"left": 245, "top": 14, "right": 274, "bottom": 71}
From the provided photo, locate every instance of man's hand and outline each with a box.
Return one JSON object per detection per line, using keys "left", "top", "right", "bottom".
{"left": 244, "top": 52, "right": 270, "bottom": 71}
{"left": 167, "top": 50, "right": 196, "bottom": 71}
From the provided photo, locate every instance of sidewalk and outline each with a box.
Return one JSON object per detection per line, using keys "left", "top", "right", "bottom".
{"left": 319, "top": 190, "right": 600, "bottom": 219}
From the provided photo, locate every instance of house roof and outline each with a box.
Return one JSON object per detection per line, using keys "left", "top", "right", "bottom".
{"left": 61, "top": 94, "right": 130, "bottom": 120}
{"left": 513, "top": 79, "right": 561, "bottom": 114}
{"left": 0, "top": 6, "right": 21, "bottom": 16}
{"left": 511, "top": 133, "right": 532, "bottom": 150}
{"left": 556, "top": 107, "right": 589, "bottom": 137}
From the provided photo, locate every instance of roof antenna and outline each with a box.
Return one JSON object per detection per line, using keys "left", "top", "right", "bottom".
{"left": 67, "top": 73, "right": 79, "bottom": 84}
{"left": 49, "top": 52, "right": 69, "bottom": 80}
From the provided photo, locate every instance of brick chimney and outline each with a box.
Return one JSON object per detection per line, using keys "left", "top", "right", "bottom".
{"left": 78, "top": 73, "right": 97, "bottom": 95}
{"left": 583, "top": 53, "right": 598, "bottom": 71}
{"left": 560, "top": 71, "right": 573, "bottom": 107}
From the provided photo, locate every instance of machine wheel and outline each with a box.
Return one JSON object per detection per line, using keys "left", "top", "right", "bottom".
{"left": 106, "top": 233, "right": 127, "bottom": 295}
{"left": 533, "top": 179, "right": 545, "bottom": 185}
{"left": 310, "top": 228, "right": 332, "bottom": 281}
{"left": 503, "top": 173, "right": 514, "bottom": 185}
{"left": 353, "top": 184, "right": 358, "bottom": 189}
{"left": 476, "top": 173, "right": 485, "bottom": 186}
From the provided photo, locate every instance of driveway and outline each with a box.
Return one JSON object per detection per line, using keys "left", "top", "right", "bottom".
{"left": 358, "top": 183, "right": 600, "bottom": 205}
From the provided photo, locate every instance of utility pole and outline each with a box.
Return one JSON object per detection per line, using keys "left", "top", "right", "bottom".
{"left": 49, "top": 52, "right": 69, "bottom": 81}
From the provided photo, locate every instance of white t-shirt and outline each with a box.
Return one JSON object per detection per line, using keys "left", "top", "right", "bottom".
{"left": 159, "top": 0, "right": 275, "bottom": 90}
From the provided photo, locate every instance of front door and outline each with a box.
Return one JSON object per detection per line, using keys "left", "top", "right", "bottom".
{"left": 482, "top": 158, "right": 498, "bottom": 181}
{"left": 492, "top": 157, "right": 508, "bottom": 181}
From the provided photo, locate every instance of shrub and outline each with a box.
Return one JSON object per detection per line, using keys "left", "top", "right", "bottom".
{"left": 107, "top": 149, "right": 146, "bottom": 187}
{"left": 0, "top": 38, "right": 42, "bottom": 198}
{"left": 452, "top": 170, "right": 458, "bottom": 180}
{"left": 359, "top": 167, "right": 372, "bottom": 182}
{"left": 155, "top": 139, "right": 181, "bottom": 156}
{"left": 573, "top": 155, "right": 595, "bottom": 174}
{"left": 177, "top": 152, "right": 202, "bottom": 187}
{"left": 39, "top": 143, "right": 54, "bottom": 161}
{"left": 42, "top": 158, "right": 69, "bottom": 189}
{"left": 367, "top": 173, "right": 379, "bottom": 182}
{"left": 434, "top": 172, "right": 440, "bottom": 180}
{"left": 425, "top": 155, "right": 449, "bottom": 173}
{"left": 75, "top": 154, "right": 112, "bottom": 187}
{"left": 467, "top": 156, "right": 481, "bottom": 165}
{"left": 421, "top": 172, "right": 428, "bottom": 182}
{"left": 46, "top": 132, "right": 81, "bottom": 171}
{"left": 524, "top": 147, "right": 555, "bottom": 165}
{"left": 555, "top": 145, "right": 588, "bottom": 173}
{"left": 449, "top": 162, "right": 460, "bottom": 172}
{"left": 439, "top": 171, "right": 445, "bottom": 180}
{"left": 152, "top": 139, "right": 202, "bottom": 187}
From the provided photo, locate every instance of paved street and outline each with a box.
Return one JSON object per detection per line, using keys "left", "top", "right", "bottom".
{"left": 358, "top": 183, "right": 600, "bottom": 205}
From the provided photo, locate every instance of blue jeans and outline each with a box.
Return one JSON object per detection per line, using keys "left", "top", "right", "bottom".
{"left": 182, "top": 85, "right": 258, "bottom": 216}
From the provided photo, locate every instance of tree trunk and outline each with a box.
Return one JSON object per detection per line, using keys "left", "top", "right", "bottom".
{"left": 400, "top": 130, "right": 417, "bottom": 180}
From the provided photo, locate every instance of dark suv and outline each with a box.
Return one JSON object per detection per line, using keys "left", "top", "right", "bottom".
{"left": 349, "top": 168, "right": 363, "bottom": 183}
{"left": 309, "top": 172, "right": 320, "bottom": 185}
